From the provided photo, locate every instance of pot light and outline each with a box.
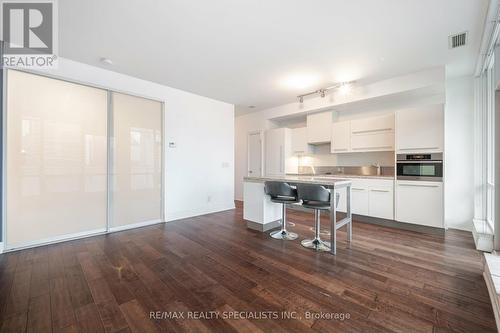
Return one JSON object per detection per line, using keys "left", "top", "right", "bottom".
{"left": 100, "top": 57, "right": 113, "bottom": 66}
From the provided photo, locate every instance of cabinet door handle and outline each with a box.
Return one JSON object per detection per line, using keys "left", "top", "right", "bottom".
{"left": 398, "top": 183, "right": 440, "bottom": 188}
{"left": 398, "top": 147, "right": 439, "bottom": 151}
{"left": 370, "top": 189, "right": 391, "bottom": 192}
{"left": 333, "top": 148, "right": 349, "bottom": 152}
{"left": 352, "top": 188, "right": 366, "bottom": 191}
{"left": 352, "top": 146, "right": 392, "bottom": 150}
{"left": 351, "top": 128, "right": 392, "bottom": 134}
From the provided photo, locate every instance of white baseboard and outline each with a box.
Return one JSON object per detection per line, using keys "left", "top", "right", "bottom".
{"left": 166, "top": 202, "right": 235, "bottom": 222}
{"left": 108, "top": 219, "right": 164, "bottom": 233}
{"left": 4, "top": 228, "right": 107, "bottom": 252}
{"left": 0, "top": 242, "right": 3, "bottom": 254}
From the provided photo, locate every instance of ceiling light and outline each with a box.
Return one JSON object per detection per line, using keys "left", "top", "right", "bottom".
{"left": 339, "top": 82, "right": 352, "bottom": 94}
{"left": 280, "top": 73, "right": 320, "bottom": 90}
{"left": 297, "top": 81, "right": 355, "bottom": 103}
{"left": 100, "top": 57, "right": 113, "bottom": 66}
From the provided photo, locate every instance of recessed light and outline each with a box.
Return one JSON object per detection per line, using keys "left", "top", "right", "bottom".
{"left": 100, "top": 57, "right": 113, "bottom": 66}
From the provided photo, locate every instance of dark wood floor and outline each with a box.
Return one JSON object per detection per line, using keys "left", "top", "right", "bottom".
{"left": 0, "top": 203, "right": 495, "bottom": 333}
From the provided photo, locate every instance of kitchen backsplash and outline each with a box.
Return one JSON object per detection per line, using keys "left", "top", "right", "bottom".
{"left": 296, "top": 147, "right": 395, "bottom": 168}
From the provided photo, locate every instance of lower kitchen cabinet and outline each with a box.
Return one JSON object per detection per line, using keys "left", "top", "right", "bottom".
{"left": 337, "top": 178, "right": 394, "bottom": 219}
{"left": 395, "top": 180, "right": 443, "bottom": 228}
{"left": 351, "top": 187, "right": 369, "bottom": 215}
{"left": 368, "top": 186, "right": 394, "bottom": 219}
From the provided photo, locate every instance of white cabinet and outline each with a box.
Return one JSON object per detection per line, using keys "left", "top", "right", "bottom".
{"left": 350, "top": 132, "right": 394, "bottom": 152}
{"left": 307, "top": 112, "right": 332, "bottom": 144}
{"left": 368, "top": 186, "right": 394, "bottom": 220}
{"left": 395, "top": 180, "right": 443, "bottom": 228}
{"left": 337, "top": 179, "right": 394, "bottom": 219}
{"left": 351, "top": 187, "right": 369, "bottom": 216}
{"left": 291, "top": 127, "right": 313, "bottom": 154}
{"left": 350, "top": 113, "right": 394, "bottom": 134}
{"left": 396, "top": 105, "right": 444, "bottom": 153}
{"left": 265, "top": 128, "right": 297, "bottom": 176}
{"left": 350, "top": 114, "right": 395, "bottom": 152}
{"left": 331, "top": 121, "right": 350, "bottom": 153}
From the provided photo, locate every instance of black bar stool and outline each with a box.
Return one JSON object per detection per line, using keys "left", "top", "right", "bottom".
{"left": 297, "top": 184, "right": 340, "bottom": 251}
{"left": 264, "top": 181, "right": 299, "bottom": 240}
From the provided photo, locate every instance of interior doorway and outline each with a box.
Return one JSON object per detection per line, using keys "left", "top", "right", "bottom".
{"left": 247, "top": 131, "right": 263, "bottom": 177}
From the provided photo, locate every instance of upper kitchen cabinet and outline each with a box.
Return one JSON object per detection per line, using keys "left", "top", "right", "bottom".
{"left": 291, "top": 127, "right": 313, "bottom": 154}
{"left": 265, "top": 128, "right": 297, "bottom": 176}
{"left": 307, "top": 111, "right": 332, "bottom": 144}
{"left": 331, "top": 121, "right": 350, "bottom": 153}
{"left": 350, "top": 113, "right": 395, "bottom": 152}
{"left": 396, "top": 104, "right": 444, "bottom": 153}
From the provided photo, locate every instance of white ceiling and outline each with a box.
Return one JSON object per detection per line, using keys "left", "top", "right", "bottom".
{"left": 59, "top": 0, "right": 488, "bottom": 114}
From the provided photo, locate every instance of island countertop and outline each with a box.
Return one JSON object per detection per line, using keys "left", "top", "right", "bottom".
{"left": 244, "top": 175, "right": 352, "bottom": 187}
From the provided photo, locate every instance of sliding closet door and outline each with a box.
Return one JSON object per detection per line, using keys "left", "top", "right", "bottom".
{"left": 6, "top": 70, "right": 108, "bottom": 248}
{"left": 111, "top": 92, "right": 162, "bottom": 229}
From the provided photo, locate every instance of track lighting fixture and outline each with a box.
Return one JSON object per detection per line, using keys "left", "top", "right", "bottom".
{"left": 297, "top": 81, "right": 354, "bottom": 103}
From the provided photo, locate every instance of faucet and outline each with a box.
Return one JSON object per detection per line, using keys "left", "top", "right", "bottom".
{"left": 372, "top": 163, "right": 381, "bottom": 176}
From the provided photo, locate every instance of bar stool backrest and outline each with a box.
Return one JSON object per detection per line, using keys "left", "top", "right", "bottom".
{"left": 264, "top": 181, "right": 297, "bottom": 199}
{"left": 297, "top": 184, "right": 330, "bottom": 203}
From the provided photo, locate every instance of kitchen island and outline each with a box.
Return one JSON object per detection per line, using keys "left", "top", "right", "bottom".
{"left": 243, "top": 175, "right": 352, "bottom": 255}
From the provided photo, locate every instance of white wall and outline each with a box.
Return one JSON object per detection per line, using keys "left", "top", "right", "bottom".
{"left": 445, "top": 76, "right": 475, "bottom": 231}
{"left": 30, "top": 58, "right": 235, "bottom": 222}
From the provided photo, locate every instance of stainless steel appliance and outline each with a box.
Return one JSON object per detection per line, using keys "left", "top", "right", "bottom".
{"left": 396, "top": 153, "right": 443, "bottom": 182}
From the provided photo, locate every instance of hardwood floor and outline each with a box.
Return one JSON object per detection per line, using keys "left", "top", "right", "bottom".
{"left": 0, "top": 203, "right": 495, "bottom": 333}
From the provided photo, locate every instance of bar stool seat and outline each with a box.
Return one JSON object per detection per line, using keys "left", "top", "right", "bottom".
{"left": 264, "top": 181, "right": 299, "bottom": 240}
{"left": 270, "top": 197, "right": 299, "bottom": 204}
{"left": 297, "top": 184, "right": 339, "bottom": 252}
{"left": 301, "top": 201, "right": 330, "bottom": 210}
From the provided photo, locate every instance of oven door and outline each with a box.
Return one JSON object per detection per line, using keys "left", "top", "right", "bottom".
{"left": 396, "top": 161, "right": 443, "bottom": 181}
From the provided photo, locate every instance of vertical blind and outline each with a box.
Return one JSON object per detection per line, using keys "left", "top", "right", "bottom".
{"left": 4, "top": 70, "right": 164, "bottom": 249}
{"left": 111, "top": 92, "right": 163, "bottom": 229}
{"left": 6, "top": 70, "right": 108, "bottom": 247}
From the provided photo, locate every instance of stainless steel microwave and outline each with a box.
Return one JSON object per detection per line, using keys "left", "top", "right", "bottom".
{"left": 396, "top": 153, "right": 443, "bottom": 182}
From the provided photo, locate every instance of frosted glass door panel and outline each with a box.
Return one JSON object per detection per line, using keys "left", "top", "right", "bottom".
{"left": 6, "top": 70, "right": 108, "bottom": 247}
{"left": 111, "top": 93, "right": 162, "bottom": 228}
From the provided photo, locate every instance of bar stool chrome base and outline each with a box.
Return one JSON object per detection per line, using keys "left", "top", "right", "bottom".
{"left": 309, "top": 227, "right": 330, "bottom": 236}
{"left": 301, "top": 238, "right": 331, "bottom": 251}
{"left": 270, "top": 229, "right": 298, "bottom": 240}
